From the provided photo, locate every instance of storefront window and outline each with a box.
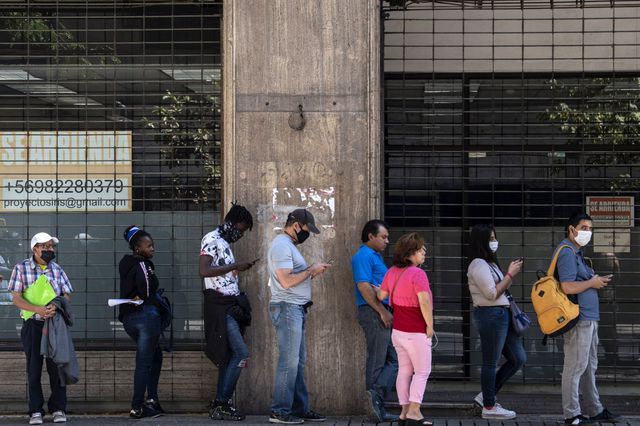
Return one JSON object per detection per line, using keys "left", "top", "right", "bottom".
{"left": 384, "top": 74, "right": 640, "bottom": 383}
{"left": 0, "top": 2, "right": 223, "bottom": 347}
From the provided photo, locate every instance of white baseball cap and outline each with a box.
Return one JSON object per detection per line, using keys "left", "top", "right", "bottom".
{"left": 30, "top": 232, "right": 59, "bottom": 250}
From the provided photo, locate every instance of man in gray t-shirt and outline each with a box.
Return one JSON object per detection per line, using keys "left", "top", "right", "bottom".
{"left": 268, "top": 233, "right": 311, "bottom": 305}
{"left": 267, "top": 209, "right": 331, "bottom": 424}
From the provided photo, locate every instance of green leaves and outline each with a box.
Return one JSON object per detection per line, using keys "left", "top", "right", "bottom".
{"left": 143, "top": 88, "right": 221, "bottom": 204}
{"left": 0, "top": 11, "right": 120, "bottom": 65}
{"left": 541, "top": 78, "right": 640, "bottom": 191}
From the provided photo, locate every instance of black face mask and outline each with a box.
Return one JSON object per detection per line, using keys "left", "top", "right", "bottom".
{"left": 40, "top": 250, "right": 56, "bottom": 263}
{"left": 219, "top": 222, "right": 243, "bottom": 243}
{"left": 294, "top": 227, "right": 310, "bottom": 245}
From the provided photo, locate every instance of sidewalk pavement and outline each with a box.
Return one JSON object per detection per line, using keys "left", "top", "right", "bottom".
{"left": 1, "top": 393, "right": 637, "bottom": 425}
{"left": 0, "top": 413, "right": 639, "bottom": 426}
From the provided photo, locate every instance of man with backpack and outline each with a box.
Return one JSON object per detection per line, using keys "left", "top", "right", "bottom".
{"left": 555, "top": 213, "right": 620, "bottom": 425}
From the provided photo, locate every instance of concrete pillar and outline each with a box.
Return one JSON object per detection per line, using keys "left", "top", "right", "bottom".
{"left": 223, "top": 0, "right": 381, "bottom": 415}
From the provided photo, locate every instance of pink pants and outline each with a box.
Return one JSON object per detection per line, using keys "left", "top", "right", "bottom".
{"left": 392, "top": 329, "right": 432, "bottom": 405}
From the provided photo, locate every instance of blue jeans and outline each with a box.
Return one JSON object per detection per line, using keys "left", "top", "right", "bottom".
{"left": 216, "top": 314, "right": 250, "bottom": 402}
{"left": 357, "top": 305, "right": 398, "bottom": 401}
{"left": 269, "top": 302, "right": 309, "bottom": 416}
{"left": 123, "top": 305, "right": 163, "bottom": 409}
{"left": 473, "top": 306, "right": 526, "bottom": 407}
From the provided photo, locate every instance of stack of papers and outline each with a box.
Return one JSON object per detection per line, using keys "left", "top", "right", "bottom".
{"left": 107, "top": 299, "right": 144, "bottom": 307}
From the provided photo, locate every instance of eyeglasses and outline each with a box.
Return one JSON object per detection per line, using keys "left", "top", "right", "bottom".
{"left": 37, "top": 244, "right": 57, "bottom": 250}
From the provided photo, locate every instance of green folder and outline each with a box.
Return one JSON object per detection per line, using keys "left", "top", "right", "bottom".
{"left": 21, "top": 274, "right": 57, "bottom": 320}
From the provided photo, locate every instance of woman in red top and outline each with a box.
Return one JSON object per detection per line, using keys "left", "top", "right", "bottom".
{"left": 378, "top": 233, "right": 434, "bottom": 426}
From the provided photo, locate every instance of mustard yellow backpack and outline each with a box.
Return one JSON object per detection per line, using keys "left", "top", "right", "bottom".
{"left": 531, "top": 245, "right": 579, "bottom": 344}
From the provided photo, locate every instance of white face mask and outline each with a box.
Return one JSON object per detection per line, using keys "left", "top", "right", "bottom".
{"left": 575, "top": 230, "right": 592, "bottom": 247}
{"left": 489, "top": 241, "right": 499, "bottom": 253}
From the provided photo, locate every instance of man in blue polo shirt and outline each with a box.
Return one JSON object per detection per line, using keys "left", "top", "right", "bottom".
{"left": 555, "top": 213, "right": 620, "bottom": 426}
{"left": 351, "top": 220, "right": 398, "bottom": 423}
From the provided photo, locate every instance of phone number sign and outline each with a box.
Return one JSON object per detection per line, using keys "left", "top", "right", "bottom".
{"left": 0, "top": 131, "right": 131, "bottom": 211}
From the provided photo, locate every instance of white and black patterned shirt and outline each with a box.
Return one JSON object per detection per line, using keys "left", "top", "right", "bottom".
{"left": 200, "top": 228, "right": 239, "bottom": 296}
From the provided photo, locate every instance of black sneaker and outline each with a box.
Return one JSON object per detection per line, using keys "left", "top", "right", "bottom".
{"left": 383, "top": 413, "right": 400, "bottom": 422}
{"left": 209, "top": 400, "right": 245, "bottom": 421}
{"left": 299, "top": 410, "right": 327, "bottom": 422}
{"left": 366, "top": 389, "right": 384, "bottom": 422}
{"left": 564, "top": 415, "right": 597, "bottom": 425}
{"left": 146, "top": 399, "right": 166, "bottom": 414}
{"left": 590, "top": 408, "right": 622, "bottom": 423}
{"left": 269, "top": 412, "right": 304, "bottom": 424}
{"left": 129, "top": 404, "right": 161, "bottom": 419}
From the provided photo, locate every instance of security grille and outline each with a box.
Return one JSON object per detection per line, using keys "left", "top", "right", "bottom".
{"left": 0, "top": 0, "right": 222, "bottom": 402}
{"left": 383, "top": 0, "right": 640, "bottom": 384}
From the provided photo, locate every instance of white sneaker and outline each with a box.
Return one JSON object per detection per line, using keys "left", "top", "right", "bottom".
{"left": 52, "top": 410, "right": 67, "bottom": 423}
{"left": 473, "top": 392, "right": 483, "bottom": 406}
{"left": 29, "top": 412, "right": 43, "bottom": 425}
{"left": 482, "top": 405, "right": 516, "bottom": 420}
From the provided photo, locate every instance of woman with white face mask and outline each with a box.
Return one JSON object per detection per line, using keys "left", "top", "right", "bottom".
{"left": 466, "top": 224, "right": 526, "bottom": 420}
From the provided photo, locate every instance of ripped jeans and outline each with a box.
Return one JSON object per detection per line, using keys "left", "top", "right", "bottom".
{"left": 215, "top": 314, "right": 249, "bottom": 402}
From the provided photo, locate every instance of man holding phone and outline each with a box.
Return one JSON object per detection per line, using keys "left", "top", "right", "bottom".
{"left": 200, "top": 203, "right": 255, "bottom": 421}
{"left": 555, "top": 213, "right": 620, "bottom": 425}
{"left": 267, "top": 208, "right": 330, "bottom": 424}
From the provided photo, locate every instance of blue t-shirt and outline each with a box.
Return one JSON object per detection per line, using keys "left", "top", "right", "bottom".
{"left": 555, "top": 239, "right": 599, "bottom": 321}
{"left": 351, "top": 245, "right": 388, "bottom": 307}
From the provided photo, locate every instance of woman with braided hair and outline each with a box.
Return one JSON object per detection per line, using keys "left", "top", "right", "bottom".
{"left": 119, "top": 225, "right": 164, "bottom": 419}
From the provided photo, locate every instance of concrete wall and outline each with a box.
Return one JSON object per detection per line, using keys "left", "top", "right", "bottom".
{"left": 385, "top": 6, "right": 640, "bottom": 73}
{"left": 223, "top": 0, "right": 381, "bottom": 415}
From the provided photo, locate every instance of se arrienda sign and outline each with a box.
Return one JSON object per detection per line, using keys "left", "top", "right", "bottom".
{"left": 586, "top": 196, "right": 635, "bottom": 228}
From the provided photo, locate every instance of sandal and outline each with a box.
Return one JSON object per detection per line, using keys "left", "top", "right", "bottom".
{"left": 406, "top": 418, "right": 433, "bottom": 426}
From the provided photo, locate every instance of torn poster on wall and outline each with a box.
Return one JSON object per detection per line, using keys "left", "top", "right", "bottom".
{"left": 259, "top": 187, "right": 335, "bottom": 231}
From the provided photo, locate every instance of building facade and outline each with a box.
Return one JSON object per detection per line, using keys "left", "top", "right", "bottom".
{"left": 0, "top": 0, "right": 223, "bottom": 409}
{"left": 383, "top": 0, "right": 640, "bottom": 388}
{"left": 0, "top": 0, "right": 637, "bottom": 415}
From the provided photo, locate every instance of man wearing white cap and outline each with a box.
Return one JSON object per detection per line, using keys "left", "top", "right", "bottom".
{"left": 8, "top": 232, "right": 73, "bottom": 425}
